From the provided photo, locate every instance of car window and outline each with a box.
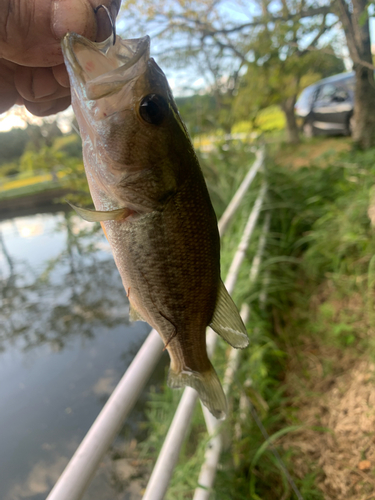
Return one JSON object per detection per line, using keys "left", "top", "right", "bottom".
{"left": 317, "top": 82, "right": 350, "bottom": 103}
{"left": 333, "top": 87, "right": 349, "bottom": 101}
{"left": 297, "top": 86, "right": 316, "bottom": 107}
{"left": 317, "top": 83, "right": 336, "bottom": 102}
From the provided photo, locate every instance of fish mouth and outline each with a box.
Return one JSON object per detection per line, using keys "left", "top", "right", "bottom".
{"left": 62, "top": 33, "right": 150, "bottom": 100}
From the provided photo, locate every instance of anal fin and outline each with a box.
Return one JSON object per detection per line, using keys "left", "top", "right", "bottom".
{"left": 167, "top": 362, "right": 227, "bottom": 420}
{"left": 210, "top": 280, "right": 249, "bottom": 349}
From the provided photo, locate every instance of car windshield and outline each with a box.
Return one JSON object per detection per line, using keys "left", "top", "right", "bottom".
{"left": 295, "top": 86, "right": 316, "bottom": 116}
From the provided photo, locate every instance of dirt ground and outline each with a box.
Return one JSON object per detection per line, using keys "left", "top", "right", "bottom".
{"left": 281, "top": 288, "right": 375, "bottom": 500}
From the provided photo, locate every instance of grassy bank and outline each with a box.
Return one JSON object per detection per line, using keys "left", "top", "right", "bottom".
{"left": 268, "top": 141, "right": 375, "bottom": 500}
{"left": 111, "top": 136, "right": 375, "bottom": 500}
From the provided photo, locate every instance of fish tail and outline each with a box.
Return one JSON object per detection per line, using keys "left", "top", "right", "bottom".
{"left": 167, "top": 363, "right": 227, "bottom": 420}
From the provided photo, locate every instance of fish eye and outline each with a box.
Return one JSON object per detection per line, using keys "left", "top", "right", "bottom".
{"left": 139, "top": 94, "right": 168, "bottom": 125}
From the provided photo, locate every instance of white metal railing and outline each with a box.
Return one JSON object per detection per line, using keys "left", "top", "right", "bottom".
{"left": 193, "top": 211, "right": 271, "bottom": 500}
{"left": 144, "top": 178, "right": 268, "bottom": 500}
{"left": 46, "top": 147, "right": 267, "bottom": 500}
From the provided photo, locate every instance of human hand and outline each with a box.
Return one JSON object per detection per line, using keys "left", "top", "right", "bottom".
{"left": 0, "top": 0, "right": 121, "bottom": 116}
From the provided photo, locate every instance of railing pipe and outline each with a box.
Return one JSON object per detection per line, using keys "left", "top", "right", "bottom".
{"left": 224, "top": 181, "right": 267, "bottom": 294}
{"left": 46, "top": 329, "right": 164, "bottom": 500}
{"left": 218, "top": 148, "right": 264, "bottom": 236}
{"left": 194, "top": 303, "right": 250, "bottom": 500}
{"left": 143, "top": 181, "right": 267, "bottom": 500}
{"left": 142, "top": 388, "right": 199, "bottom": 500}
{"left": 193, "top": 211, "right": 271, "bottom": 500}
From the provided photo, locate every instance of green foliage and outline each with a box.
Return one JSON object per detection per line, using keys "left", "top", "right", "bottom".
{"left": 121, "top": 0, "right": 346, "bottom": 142}
{"left": 233, "top": 51, "right": 345, "bottom": 124}
{"left": 197, "top": 140, "right": 256, "bottom": 218}
{"left": 231, "top": 106, "right": 286, "bottom": 135}
{"left": 176, "top": 94, "right": 218, "bottom": 136}
{"left": 53, "top": 133, "right": 83, "bottom": 158}
{"left": 19, "top": 146, "right": 66, "bottom": 173}
{"left": 0, "top": 160, "right": 19, "bottom": 177}
{"left": 0, "top": 123, "right": 90, "bottom": 204}
{"left": 0, "top": 127, "right": 29, "bottom": 165}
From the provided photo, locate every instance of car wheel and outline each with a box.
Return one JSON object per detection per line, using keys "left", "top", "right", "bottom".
{"left": 303, "top": 121, "right": 314, "bottom": 138}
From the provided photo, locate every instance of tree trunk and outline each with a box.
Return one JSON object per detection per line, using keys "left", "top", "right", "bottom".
{"left": 352, "top": 66, "right": 375, "bottom": 148}
{"left": 281, "top": 96, "right": 299, "bottom": 144}
{"left": 337, "top": 0, "right": 375, "bottom": 148}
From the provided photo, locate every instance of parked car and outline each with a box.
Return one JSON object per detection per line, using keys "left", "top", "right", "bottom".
{"left": 295, "top": 71, "right": 355, "bottom": 137}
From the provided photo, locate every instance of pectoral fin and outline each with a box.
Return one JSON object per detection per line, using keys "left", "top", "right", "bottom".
{"left": 67, "top": 202, "right": 132, "bottom": 222}
{"left": 210, "top": 280, "right": 249, "bottom": 349}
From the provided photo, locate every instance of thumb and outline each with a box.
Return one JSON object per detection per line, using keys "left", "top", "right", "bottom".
{"left": 0, "top": 0, "right": 120, "bottom": 67}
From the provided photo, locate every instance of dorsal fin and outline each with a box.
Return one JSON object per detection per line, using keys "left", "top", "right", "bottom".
{"left": 210, "top": 280, "right": 249, "bottom": 349}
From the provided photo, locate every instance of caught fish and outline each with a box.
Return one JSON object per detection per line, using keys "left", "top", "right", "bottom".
{"left": 62, "top": 31, "right": 248, "bottom": 419}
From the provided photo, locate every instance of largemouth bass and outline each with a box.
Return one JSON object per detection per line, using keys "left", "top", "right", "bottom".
{"left": 62, "top": 32, "right": 248, "bottom": 419}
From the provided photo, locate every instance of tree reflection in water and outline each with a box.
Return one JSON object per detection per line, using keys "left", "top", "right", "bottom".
{"left": 0, "top": 211, "right": 130, "bottom": 352}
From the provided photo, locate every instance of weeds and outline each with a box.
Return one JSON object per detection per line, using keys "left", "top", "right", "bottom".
{"left": 127, "top": 136, "right": 375, "bottom": 499}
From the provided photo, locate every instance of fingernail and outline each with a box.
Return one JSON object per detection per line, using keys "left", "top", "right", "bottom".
{"left": 52, "top": 0, "right": 95, "bottom": 40}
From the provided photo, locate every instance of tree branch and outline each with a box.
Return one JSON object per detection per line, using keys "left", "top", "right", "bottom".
{"left": 290, "top": 40, "right": 375, "bottom": 71}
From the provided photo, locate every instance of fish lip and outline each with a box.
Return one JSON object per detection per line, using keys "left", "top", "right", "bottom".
{"left": 62, "top": 33, "right": 150, "bottom": 89}
{"left": 61, "top": 33, "right": 96, "bottom": 79}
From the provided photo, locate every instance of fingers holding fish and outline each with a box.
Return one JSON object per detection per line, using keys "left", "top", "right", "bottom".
{"left": 0, "top": 0, "right": 121, "bottom": 115}
{"left": 0, "top": 60, "right": 20, "bottom": 114}
{"left": 14, "top": 66, "right": 70, "bottom": 104}
{"left": 0, "top": 0, "right": 121, "bottom": 67}
{"left": 23, "top": 95, "right": 72, "bottom": 117}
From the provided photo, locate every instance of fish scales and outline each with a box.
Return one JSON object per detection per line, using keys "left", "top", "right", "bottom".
{"left": 62, "top": 32, "right": 249, "bottom": 419}
{"left": 108, "top": 173, "right": 220, "bottom": 367}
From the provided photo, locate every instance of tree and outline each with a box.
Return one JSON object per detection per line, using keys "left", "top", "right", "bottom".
{"left": 234, "top": 51, "right": 345, "bottom": 143}
{"left": 335, "top": 0, "right": 375, "bottom": 148}
{"left": 122, "top": 0, "right": 343, "bottom": 143}
{"left": 175, "top": 94, "right": 217, "bottom": 135}
{"left": 122, "top": 0, "right": 375, "bottom": 147}
{"left": 0, "top": 127, "right": 29, "bottom": 166}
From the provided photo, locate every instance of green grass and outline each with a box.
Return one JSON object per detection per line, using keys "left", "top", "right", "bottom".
{"left": 126, "top": 135, "right": 375, "bottom": 499}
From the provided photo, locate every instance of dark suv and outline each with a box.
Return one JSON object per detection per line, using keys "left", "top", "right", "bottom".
{"left": 295, "top": 71, "right": 355, "bottom": 137}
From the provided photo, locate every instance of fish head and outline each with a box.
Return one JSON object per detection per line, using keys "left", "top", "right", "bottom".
{"left": 62, "top": 33, "right": 194, "bottom": 209}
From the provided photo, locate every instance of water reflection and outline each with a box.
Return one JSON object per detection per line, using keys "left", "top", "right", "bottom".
{"left": 0, "top": 212, "right": 130, "bottom": 352}
{"left": 0, "top": 209, "right": 156, "bottom": 500}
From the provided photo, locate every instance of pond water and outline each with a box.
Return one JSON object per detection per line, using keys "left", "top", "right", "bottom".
{"left": 0, "top": 209, "right": 166, "bottom": 500}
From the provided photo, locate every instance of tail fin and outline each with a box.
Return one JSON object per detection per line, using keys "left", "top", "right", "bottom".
{"left": 167, "top": 363, "right": 227, "bottom": 420}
